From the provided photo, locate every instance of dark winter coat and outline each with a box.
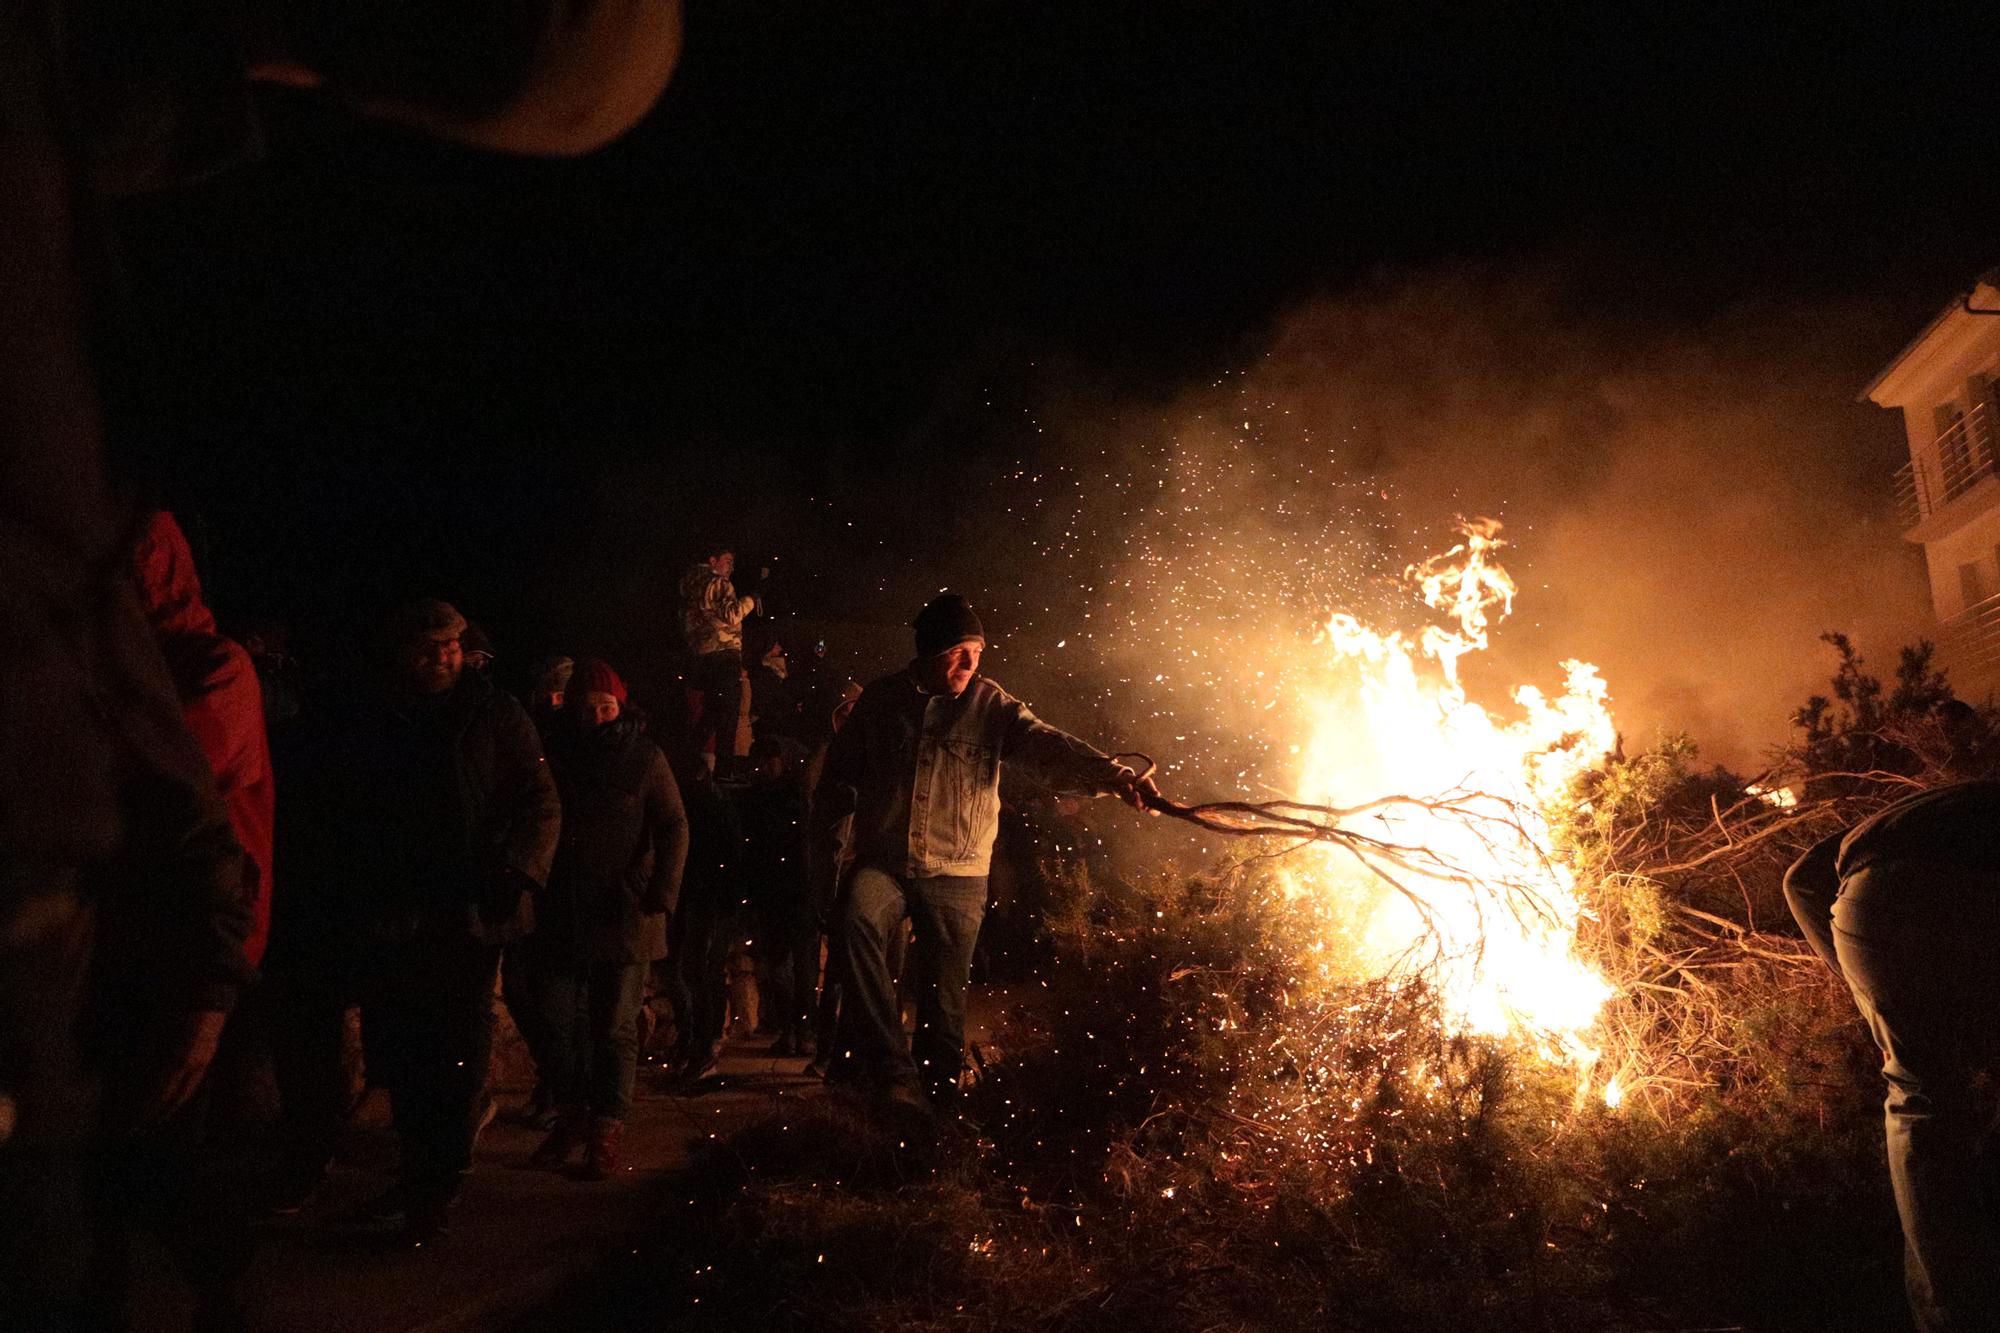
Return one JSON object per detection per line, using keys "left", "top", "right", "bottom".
{"left": 674, "top": 769, "right": 745, "bottom": 922}
{"left": 543, "top": 717, "right": 689, "bottom": 965}
{"left": 738, "top": 773, "right": 810, "bottom": 923}
{"left": 283, "top": 669, "right": 561, "bottom": 947}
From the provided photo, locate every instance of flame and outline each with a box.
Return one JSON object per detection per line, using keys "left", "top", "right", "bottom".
{"left": 1286, "top": 519, "right": 1616, "bottom": 1063}
{"left": 1747, "top": 783, "right": 1797, "bottom": 809}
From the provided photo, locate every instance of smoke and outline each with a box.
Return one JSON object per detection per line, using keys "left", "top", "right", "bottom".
{"left": 1257, "top": 270, "right": 1929, "bottom": 768}
{"left": 991, "top": 268, "right": 1928, "bottom": 785}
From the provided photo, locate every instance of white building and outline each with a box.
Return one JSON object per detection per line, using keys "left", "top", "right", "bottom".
{"left": 1864, "top": 271, "right": 2000, "bottom": 698}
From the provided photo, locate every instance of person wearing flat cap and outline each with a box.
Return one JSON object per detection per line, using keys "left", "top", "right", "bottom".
{"left": 277, "top": 597, "right": 560, "bottom": 1240}
{"left": 811, "top": 593, "right": 1157, "bottom": 1117}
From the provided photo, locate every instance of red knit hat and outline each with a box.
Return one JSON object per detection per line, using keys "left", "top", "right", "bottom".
{"left": 570, "top": 657, "right": 627, "bottom": 704}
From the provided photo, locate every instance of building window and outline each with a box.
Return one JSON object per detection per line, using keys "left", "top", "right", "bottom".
{"left": 1961, "top": 560, "right": 1986, "bottom": 611}
{"left": 1938, "top": 402, "right": 1974, "bottom": 493}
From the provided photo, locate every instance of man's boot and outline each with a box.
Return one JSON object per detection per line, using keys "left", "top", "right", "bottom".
{"left": 527, "top": 1107, "right": 588, "bottom": 1168}
{"left": 582, "top": 1117, "right": 623, "bottom": 1181}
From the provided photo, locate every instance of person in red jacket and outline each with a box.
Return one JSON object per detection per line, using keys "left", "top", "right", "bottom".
{"left": 132, "top": 510, "right": 275, "bottom": 967}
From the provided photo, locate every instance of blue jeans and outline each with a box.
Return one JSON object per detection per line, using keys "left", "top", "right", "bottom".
{"left": 539, "top": 961, "right": 648, "bottom": 1121}
{"left": 1832, "top": 861, "right": 2000, "bottom": 1332}
{"left": 836, "top": 867, "right": 986, "bottom": 1104}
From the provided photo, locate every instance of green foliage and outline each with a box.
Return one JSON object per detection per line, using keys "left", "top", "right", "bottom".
{"left": 1792, "top": 632, "right": 1970, "bottom": 800}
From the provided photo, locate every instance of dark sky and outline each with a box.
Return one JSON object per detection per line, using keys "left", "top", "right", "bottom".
{"left": 116, "top": 1, "right": 2000, "bottom": 668}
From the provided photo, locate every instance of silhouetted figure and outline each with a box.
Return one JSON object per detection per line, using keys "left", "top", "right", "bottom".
{"left": 283, "top": 599, "right": 560, "bottom": 1240}
{"left": 1, "top": 0, "right": 679, "bottom": 1315}
{"left": 507, "top": 653, "right": 578, "bottom": 1126}
{"left": 679, "top": 546, "right": 757, "bottom": 773}
{"left": 661, "top": 752, "right": 744, "bottom": 1084}
{"left": 529, "top": 660, "right": 687, "bottom": 1178}
{"left": 88, "top": 511, "right": 279, "bottom": 1325}
{"left": 740, "top": 738, "right": 816, "bottom": 1055}
{"left": 803, "top": 681, "right": 863, "bottom": 1078}
{"left": 746, "top": 627, "right": 804, "bottom": 750}
{"left": 1785, "top": 780, "right": 2000, "bottom": 1333}
{"left": 527, "top": 655, "right": 575, "bottom": 738}
{"left": 235, "top": 618, "right": 304, "bottom": 734}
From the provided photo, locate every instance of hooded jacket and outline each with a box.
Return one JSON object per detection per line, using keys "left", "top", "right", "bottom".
{"left": 132, "top": 511, "right": 275, "bottom": 966}
{"left": 543, "top": 715, "right": 689, "bottom": 964}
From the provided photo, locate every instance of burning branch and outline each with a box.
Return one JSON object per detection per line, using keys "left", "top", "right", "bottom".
{"left": 1117, "top": 752, "right": 1578, "bottom": 969}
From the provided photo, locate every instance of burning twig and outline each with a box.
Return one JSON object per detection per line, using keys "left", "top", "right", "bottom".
{"left": 1115, "top": 751, "right": 1575, "bottom": 950}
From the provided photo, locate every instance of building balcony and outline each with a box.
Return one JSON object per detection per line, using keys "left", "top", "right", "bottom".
{"left": 1941, "top": 587, "right": 2000, "bottom": 695}
{"left": 1896, "top": 400, "right": 2000, "bottom": 537}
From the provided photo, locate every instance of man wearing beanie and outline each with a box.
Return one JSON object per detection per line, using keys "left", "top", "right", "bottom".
{"left": 811, "top": 593, "right": 1157, "bottom": 1117}
{"left": 276, "top": 597, "right": 560, "bottom": 1239}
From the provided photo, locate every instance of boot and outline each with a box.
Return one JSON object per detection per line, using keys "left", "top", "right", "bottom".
{"left": 528, "top": 1107, "right": 588, "bottom": 1168}
{"left": 581, "top": 1116, "right": 623, "bottom": 1181}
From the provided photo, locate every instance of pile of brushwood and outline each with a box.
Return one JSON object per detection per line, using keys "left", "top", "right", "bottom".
{"left": 549, "top": 637, "right": 1992, "bottom": 1332}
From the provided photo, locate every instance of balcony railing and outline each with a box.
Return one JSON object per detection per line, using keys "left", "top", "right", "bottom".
{"left": 1894, "top": 458, "right": 1924, "bottom": 529}
{"left": 1942, "top": 587, "right": 2000, "bottom": 688}
{"left": 1898, "top": 400, "right": 1999, "bottom": 530}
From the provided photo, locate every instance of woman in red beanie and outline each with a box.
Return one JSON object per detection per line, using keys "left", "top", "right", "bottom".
{"left": 530, "top": 660, "right": 689, "bottom": 1177}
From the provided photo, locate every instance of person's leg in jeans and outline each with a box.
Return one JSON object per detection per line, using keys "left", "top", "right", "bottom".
{"left": 696, "top": 651, "right": 745, "bottom": 771}
{"left": 837, "top": 867, "right": 918, "bottom": 1091}
{"left": 588, "top": 961, "right": 648, "bottom": 1123}
{"left": 753, "top": 898, "right": 790, "bottom": 1039}
{"left": 355, "top": 941, "right": 416, "bottom": 1182}
{"left": 813, "top": 939, "right": 842, "bottom": 1066}
{"left": 1782, "top": 832, "right": 1844, "bottom": 977}
{"left": 787, "top": 914, "right": 821, "bottom": 1048}
{"left": 662, "top": 905, "right": 698, "bottom": 1069}
{"left": 671, "top": 895, "right": 733, "bottom": 1079}
{"left": 527, "top": 959, "right": 592, "bottom": 1165}
{"left": 380, "top": 934, "right": 500, "bottom": 1221}
{"left": 577, "top": 961, "right": 647, "bottom": 1176}
{"left": 439, "top": 938, "right": 501, "bottom": 1176}
{"left": 759, "top": 901, "right": 817, "bottom": 1053}
{"left": 902, "top": 875, "right": 987, "bottom": 1109}
{"left": 267, "top": 953, "right": 351, "bottom": 1203}
{"left": 84, "top": 1081, "right": 254, "bottom": 1329}
{"left": 1834, "top": 861, "right": 2000, "bottom": 1332}
{"left": 501, "top": 939, "right": 557, "bottom": 1120}
{"left": 697, "top": 902, "right": 739, "bottom": 1061}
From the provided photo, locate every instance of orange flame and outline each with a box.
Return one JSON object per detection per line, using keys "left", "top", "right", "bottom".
{"left": 1285, "top": 519, "right": 1617, "bottom": 1075}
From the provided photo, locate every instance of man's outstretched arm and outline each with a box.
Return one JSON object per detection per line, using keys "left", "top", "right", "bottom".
{"left": 1000, "top": 697, "right": 1158, "bottom": 811}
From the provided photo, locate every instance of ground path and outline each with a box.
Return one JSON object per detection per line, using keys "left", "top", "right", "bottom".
{"left": 136, "top": 1035, "right": 818, "bottom": 1332}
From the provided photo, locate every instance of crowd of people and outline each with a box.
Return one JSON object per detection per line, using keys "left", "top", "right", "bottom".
{"left": 68, "top": 518, "right": 1157, "bottom": 1326}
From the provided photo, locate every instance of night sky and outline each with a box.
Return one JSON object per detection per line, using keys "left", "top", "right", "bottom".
{"left": 116, "top": 2, "right": 2000, "bottom": 683}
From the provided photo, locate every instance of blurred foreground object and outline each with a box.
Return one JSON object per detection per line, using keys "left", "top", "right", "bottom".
{"left": 1785, "top": 781, "right": 2000, "bottom": 1333}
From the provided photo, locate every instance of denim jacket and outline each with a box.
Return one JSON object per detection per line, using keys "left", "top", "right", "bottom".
{"left": 810, "top": 668, "right": 1125, "bottom": 880}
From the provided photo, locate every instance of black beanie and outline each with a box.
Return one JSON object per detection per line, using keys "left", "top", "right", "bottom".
{"left": 914, "top": 593, "right": 985, "bottom": 658}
